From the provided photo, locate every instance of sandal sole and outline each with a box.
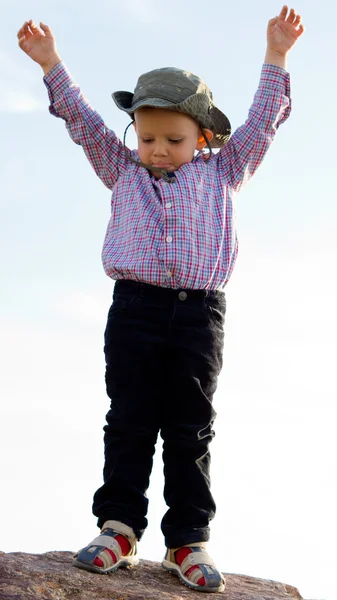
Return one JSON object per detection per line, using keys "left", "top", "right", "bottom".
{"left": 162, "top": 560, "right": 225, "bottom": 593}
{"left": 73, "top": 555, "right": 139, "bottom": 574}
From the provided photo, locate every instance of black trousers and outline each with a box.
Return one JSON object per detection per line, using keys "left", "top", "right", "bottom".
{"left": 92, "top": 280, "right": 225, "bottom": 548}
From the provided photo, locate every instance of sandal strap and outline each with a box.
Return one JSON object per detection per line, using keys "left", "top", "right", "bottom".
{"left": 188, "top": 567, "right": 207, "bottom": 585}
{"left": 180, "top": 551, "right": 215, "bottom": 575}
{"left": 165, "top": 543, "right": 207, "bottom": 563}
{"left": 101, "top": 520, "right": 137, "bottom": 545}
{"left": 169, "top": 541, "right": 207, "bottom": 552}
{"left": 89, "top": 534, "right": 124, "bottom": 562}
{"left": 182, "top": 542, "right": 207, "bottom": 549}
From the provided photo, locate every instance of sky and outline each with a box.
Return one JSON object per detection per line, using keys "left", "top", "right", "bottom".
{"left": 1, "top": 1, "right": 336, "bottom": 599}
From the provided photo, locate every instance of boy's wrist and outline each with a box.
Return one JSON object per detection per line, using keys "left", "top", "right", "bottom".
{"left": 264, "top": 48, "right": 287, "bottom": 70}
{"left": 41, "top": 54, "right": 62, "bottom": 76}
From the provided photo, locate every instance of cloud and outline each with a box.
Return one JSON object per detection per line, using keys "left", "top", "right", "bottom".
{"left": 0, "top": 49, "right": 45, "bottom": 113}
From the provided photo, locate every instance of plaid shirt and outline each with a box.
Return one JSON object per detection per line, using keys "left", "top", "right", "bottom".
{"left": 44, "top": 63, "right": 291, "bottom": 290}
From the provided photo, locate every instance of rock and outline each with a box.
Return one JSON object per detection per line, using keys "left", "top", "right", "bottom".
{"left": 0, "top": 550, "right": 304, "bottom": 600}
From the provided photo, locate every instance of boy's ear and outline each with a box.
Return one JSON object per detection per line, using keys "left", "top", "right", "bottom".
{"left": 196, "top": 128, "right": 213, "bottom": 150}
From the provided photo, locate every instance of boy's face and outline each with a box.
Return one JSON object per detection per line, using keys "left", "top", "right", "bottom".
{"left": 134, "top": 107, "right": 212, "bottom": 179}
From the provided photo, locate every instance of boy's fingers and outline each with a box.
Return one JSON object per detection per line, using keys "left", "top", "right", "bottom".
{"left": 17, "top": 21, "right": 29, "bottom": 39}
{"left": 17, "top": 25, "right": 33, "bottom": 43}
{"left": 286, "top": 8, "right": 297, "bottom": 23}
{"left": 279, "top": 5, "right": 288, "bottom": 19}
{"left": 28, "top": 19, "right": 40, "bottom": 31}
{"left": 40, "top": 22, "right": 54, "bottom": 38}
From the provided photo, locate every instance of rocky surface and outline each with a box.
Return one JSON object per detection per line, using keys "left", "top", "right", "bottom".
{"left": 0, "top": 550, "right": 305, "bottom": 600}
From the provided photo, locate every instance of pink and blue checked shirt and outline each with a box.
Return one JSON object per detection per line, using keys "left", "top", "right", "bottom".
{"left": 44, "top": 63, "right": 291, "bottom": 290}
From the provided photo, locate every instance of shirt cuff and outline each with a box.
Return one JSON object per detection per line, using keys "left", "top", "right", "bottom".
{"left": 44, "top": 60, "right": 75, "bottom": 96}
{"left": 43, "top": 61, "right": 77, "bottom": 116}
{"left": 260, "top": 63, "right": 290, "bottom": 89}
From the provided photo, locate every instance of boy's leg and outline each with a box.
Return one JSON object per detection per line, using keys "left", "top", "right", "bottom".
{"left": 75, "top": 281, "right": 167, "bottom": 572}
{"left": 75, "top": 281, "right": 171, "bottom": 572}
{"left": 161, "top": 290, "right": 226, "bottom": 592}
{"left": 160, "top": 291, "right": 226, "bottom": 591}
{"left": 92, "top": 282, "right": 169, "bottom": 538}
{"left": 160, "top": 291, "right": 225, "bottom": 548}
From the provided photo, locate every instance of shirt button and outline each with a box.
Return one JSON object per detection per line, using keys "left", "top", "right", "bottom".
{"left": 166, "top": 236, "right": 172, "bottom": 243}
{"left": 178, "top": 291, "right": 187, "bottom": 301}
{"left": 167, "top": 271, "right": 172, "bottom": 278}
{"left": 166, "top": 202, "right": 172, "bottom": 209}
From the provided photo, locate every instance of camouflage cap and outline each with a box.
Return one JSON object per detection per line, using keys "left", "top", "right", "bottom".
{"left": 112, "top": 67, "right": 231, "bottom": 148}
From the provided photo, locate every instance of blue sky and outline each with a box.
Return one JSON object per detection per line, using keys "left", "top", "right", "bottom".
{"left": 1, "top": 1, "right": 336, "bottom": 599}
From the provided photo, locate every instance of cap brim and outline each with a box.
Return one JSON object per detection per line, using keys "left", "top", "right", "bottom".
{"left": 112, "top": 91, "right": 231, "bottom": 148}
{"left": 111, "top": 90, "right": 134, "bottom": 112}
{"left": 209, "top": 106, "right": 231, "bottom": 148}
{"left": 112, "top": 91, "right": 177, "bottom": 114}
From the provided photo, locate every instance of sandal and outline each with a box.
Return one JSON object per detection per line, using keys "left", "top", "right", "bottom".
{"left": 162, "top": 542, "right": 225, "bottom": 593}
{"left": 73, "top": 520, "right": 139, "bottom": 574}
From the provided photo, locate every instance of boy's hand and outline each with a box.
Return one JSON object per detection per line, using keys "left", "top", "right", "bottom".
{"left": 17, "top": 20, "right": 61, "bottom": 74}
{"left": 267, "top": 6, "right": 304, "bottom": 56}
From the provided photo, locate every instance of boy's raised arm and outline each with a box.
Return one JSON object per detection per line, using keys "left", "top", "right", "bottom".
{"left": 217, "top": 5, "right": 304, "bottom": 192}
{"left": 17, "top": 20, "right": 129, "bottom": 190}
{"left": 17, "top": 20, "right": 61, "bottom": 75}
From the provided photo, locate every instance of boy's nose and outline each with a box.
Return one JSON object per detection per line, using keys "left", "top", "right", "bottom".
{"left": 153, "top": 143, "right": 168, "bottom": 157}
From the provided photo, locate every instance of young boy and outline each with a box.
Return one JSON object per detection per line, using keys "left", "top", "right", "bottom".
{"left": 18, "top": 6, "right": 304, "bottom": 593}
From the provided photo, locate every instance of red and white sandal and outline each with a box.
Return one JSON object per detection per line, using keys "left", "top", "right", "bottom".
{"left": 162, "top": 542, "right": 225, "bottom": 593}
{"left": 73, "top": 520, "right": 139, "bottom": 574}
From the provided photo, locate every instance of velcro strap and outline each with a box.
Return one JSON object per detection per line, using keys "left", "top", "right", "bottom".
{"left": 102, "top": 520, "right": 137, "bottom": 545}
{"left": 180, "top": 551, "right": 215, "bottom": 575}
{"left": 188, "top": 568, "right": 205, "bottom": 584}
{"left": 90, "top": 535, "right": 122, "bottom": 561}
